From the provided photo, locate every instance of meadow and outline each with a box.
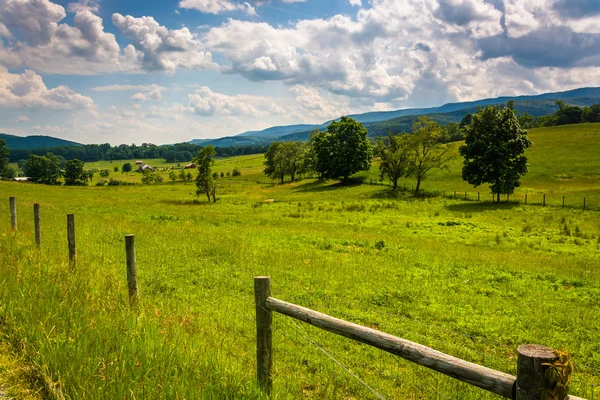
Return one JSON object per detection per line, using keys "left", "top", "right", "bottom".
{"left": 0, "top": 123, "right": 599, "bottom": 399}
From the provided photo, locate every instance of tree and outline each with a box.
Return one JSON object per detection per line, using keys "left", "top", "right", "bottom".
{"left": 312, "top": 117, "right": 372, "bottom": 183}
{"left": 263, "top": 142, "right": 305, "bottom": 183}
{"left": 460, "top": 104, "right": 532, "bottom": 203}
{"left": 24, "top": 153, "right": 62, "bottom": 185}
{"left": 194, "top": 145, "right": 217, "bottom": 202}
{"left": 169, "top": 170, "right": 177, "bottom": 181}
{"left": 113, "top": 166, "right": 119, "bottom": 172}
{"left": 264, "top": 143, "right": 286, "bottom": 183}
{"left": 376, "top": 133, "right": 411, "bottom": 190}
{"left": 232, "top": 167, "right": 241, "bottom": 177}
{"left": 4, "top": 167, "right": 17, "bottom": 179}
{"left": 408, "top": 117, "right": 456, "bottom": 194}
{"left": 100, "top": 169, "right": 110, "bottom": 178}
{"left": 587, "top": 104, "right": 600, "bottom": 122}
{"left": 122, "top": 162, "right": 132, "bottom": 173}
{"left": 64, "top": 159, "right": 88, "bottom": 186}
{"left": 0, "top": 139, "right": 9, "bottom": 177}
{"left": 86, "top": 170, "right": 95, "bottom": 183}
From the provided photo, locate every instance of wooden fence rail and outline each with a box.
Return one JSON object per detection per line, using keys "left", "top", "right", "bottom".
{"left": 254, "top": 276, "right": 586, "bottom": 400}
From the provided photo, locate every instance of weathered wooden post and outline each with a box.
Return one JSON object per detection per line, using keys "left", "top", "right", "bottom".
{"left": 125, "top": 234, "right": 139, "bottom": 303}
{"left": 562, "top": 196, "right": 565, "bottom": 208}
{"left": 464, "top": 191, "right": 467, "bottom": 200}
{"left": 583, "top": 198, "right": 586, "bottom": 210}
{"left": 9, "top": 197, "right": 16, "bottom": 231}
{"left": 34, "top": 203, "right": 41, "bottom": 247}
{"left": 525, "top": 194, "right": 528, "bottom": 205}
{"left": 67, "top": 214, "right": 76, "bottom": 266}
{"left": 543, "top": 194, "right": 546, "bottom": 207}
{"left": 516, "top": 344, "right": 560, "bottom": 400}
{"left": 254, "top": 276, "right": 272, "bottom": 394}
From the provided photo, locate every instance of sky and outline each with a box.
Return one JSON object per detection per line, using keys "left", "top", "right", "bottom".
{"left": 0, "top": 0, "right": 599, "bottom": 145}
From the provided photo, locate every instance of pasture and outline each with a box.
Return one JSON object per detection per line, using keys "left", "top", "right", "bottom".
{"left": 0, "top": 122, "right": 599, "bottom": 399}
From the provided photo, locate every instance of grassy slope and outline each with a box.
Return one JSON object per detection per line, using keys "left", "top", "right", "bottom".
{"left": 0, "top": 123, "right": 599, "bottom": 399}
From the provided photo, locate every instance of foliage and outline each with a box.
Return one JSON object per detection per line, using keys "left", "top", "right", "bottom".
{"left": 23, "top": 153, "right": 62, "bottom": 185}
{"left": 313, "top": 117, "right": 372, "bottom": 183}
{"left": 263, "top": 142, "right": 306, "bottom": 183}
{"left": 64, "top": 159, "right": 88, "bottom": 186}
{"left": 408, "top": 117, "right": 456, "bottom": 194}
{"left": 375, "top": 133, "right": 411, "bottom": 189}
{"left": 3, "top": 167, "right": 17, "bottom": 179}
{"left": 122, "top": 162, "right": 132, "bottom": 173}
{"left": 169, "top": 170, "right": 177, "bottom": 181}
{"left": 141, "top": 170, "right": 163, "bottom": 184}
{"left": 99, "top": 169, "right": 110, "bottom": 178}
{"left": 232, "top": 167, "right": 241, "bottom": 177}
{"left": 542, "top": 349, "right": 573, "bottom": 400}
{"left": 460, "top": 104, "right": 531, "bottom": 202}
{"left": 113, "top": 166, "right": 119, "bottom": 172}
{"left": 0, "top": 139, "right": 9, "bottom": 177}
{"left": 194, "top": 145, "right": 217, "bottom": 202}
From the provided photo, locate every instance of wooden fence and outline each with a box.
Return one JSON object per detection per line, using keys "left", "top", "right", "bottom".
{"left": 254, "top": 276, "right": 587, "bottom": 400}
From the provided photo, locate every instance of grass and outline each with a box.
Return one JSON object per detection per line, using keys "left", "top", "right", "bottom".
{"left": 0, "top": 123, "right": 599, "bottom": 399}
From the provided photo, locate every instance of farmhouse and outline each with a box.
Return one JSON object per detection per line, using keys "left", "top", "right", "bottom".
{"left": 184, "top": 163, "right": 197, "bottom": 169}
{"left": 12, "top": 177, "right": 30, "bottom": 182}
{"left": 137, "top": 164, "right": 156, "bottom": 173}
{"left": 135, "top": 160, "right": 143, "bottom": 165}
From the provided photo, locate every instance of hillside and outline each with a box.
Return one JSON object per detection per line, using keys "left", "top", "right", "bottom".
{"left": 190, "top": 87, "right": 600, "bottom": 147}
{"left": 0, "top": 133, "right": 81, "bottom": 150}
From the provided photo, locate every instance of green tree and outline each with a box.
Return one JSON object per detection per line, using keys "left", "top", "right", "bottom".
{"left": 64, "top": 159, "right": 88, "bottom": 186}
{"left": 460, "top": 104, "right": 532, "bottom": 203}
{"left": 0, "top": 139, "right": 9, "bottom": 177}
{"left": 24, "top": 153, "right": 62, "bottom": 185}
{"left": 263, "top": 142, "right": 306, "bottom": 183}
{"left": 3, "top": 167, "right": 17, "bottom": 179}
{"left": 232, "top": 167, "right": 241, "bottom": 177}
{"left": 376, "top": 133, "right": 411, "bottom": 190}
{"left": 586, "top": 104, "right": 600, "bottom": 122}
{"left": 264, "top": 143, "right": 285, "bottom": 183}
{"left": 408, "top": 117, "right": 456, "bottom": 194}
{"left": 194, "top": 145, "right": 217, "bottom": 202}
{"left": 100, "top": 169, "right": 110, "bottom": 178}
{"left": 312, "top": 116, "right": 372, "bottom": 183}
{"left": 86, "top": 170, "right": 95, "bottom": 183}
{"left": 169, "top": 170, "right": 177, "bottom": 181}
{"left": 122, "top": 162, "right": 132, "bottom": 173}
{"left": 113, "top": 166, "right": 119, "bottom": 172}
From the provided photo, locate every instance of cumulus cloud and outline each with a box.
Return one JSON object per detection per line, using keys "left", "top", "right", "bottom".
{"left": 112, "top": 13, "right": 215, "bottom": 72}
{"left": 0, "top": 66, "right": 94, "bottom": 110}
{"left": 187, "top": 86, "right": 287, "bottom": 116}
{"left": 179, "top": 0, "right": 256, "bottom": 15}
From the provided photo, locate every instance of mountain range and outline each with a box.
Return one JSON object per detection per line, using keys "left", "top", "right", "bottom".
{"left": 0, "top": 134, "right": 81, "bottom": 150}
{"left": 189, "top": 87, "right": 600, "bottom": 147}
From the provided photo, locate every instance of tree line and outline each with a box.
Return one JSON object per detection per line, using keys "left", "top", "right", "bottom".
{"left": 262, "top": 103, "right": 531, "bottom": 203}
{"left": 7, "top": 142, "right": 269, "bottom": 164}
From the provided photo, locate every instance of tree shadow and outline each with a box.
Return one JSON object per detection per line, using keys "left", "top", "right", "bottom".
{"left": 160, "top": 199, "right": 214, "bottom": 206}
{"left": 293, "top": 179, "right": 365, "bottom": 193}
{"left": 445, "top": 201, "right": 521, "bottom": 213}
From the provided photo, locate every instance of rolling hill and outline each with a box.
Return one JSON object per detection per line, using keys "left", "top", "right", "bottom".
{"left": 0, "top": 133, "right": 81, "bottom": 150}
{"left": 190, "top": 87, "right": 600, "bottom": 147}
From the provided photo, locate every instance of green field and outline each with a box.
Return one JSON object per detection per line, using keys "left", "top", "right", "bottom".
{"left": 0, "top": 123, "right": 600, "bottom": 399}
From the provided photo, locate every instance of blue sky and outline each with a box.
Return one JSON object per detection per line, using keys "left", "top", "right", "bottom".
{"left": 1, "top": 0, "right": 599, "bottom": 145}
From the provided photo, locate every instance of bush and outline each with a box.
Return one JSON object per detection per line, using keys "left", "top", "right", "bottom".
{"left": 96, "top": 180, "right": 107, "bottom": 186}
{"left": 99, "top": 169, "right": 110, "bottom": 178}
{"left": 232, "top": 167, "right": 241, "bottom": 177}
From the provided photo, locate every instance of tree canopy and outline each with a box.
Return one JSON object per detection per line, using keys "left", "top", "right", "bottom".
{"left": 64, "top": 159, "right": 88, "bottom": 186}
{"left": 460, "top": 104, "right": 532, "bottom": 202}
{"left": 313, "top": 117, "right": 372, "bottom": 183}
{"left": 194, "top": 145, "right": 217, "bottom": 202}
{"left": 0, "top": 139, "right": 9, "bottom": 177}
{"left": 263, "top": 141, "right": 307, "bottom": 183}
{"left": 375, "top": 133, "right": 411, "bottom": 190}
{"left": 23, "top": 153, "right": 62, "bottom": 185}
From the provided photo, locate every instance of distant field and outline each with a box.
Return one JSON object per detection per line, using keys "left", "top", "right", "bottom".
{"left": 0, "top": 123, "right": 599, "bottom": 399}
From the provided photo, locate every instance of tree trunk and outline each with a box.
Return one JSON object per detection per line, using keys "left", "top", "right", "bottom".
{"left": 497, "top": 192, "right": 500, "bottom": 203}
{"left": 290, "top": 171, "right": 295, "bottom": 182}
{"left": 392, "top": 177, "right": 398, "bottom": 190}
{"left": 344, "top": 174, "right": 349, "bottom": 184}
{"left": 205, "top": 187, "right": 211, "bottom": 202}
{"left": 415, "top": 178, "right": 421, "bottom": 195}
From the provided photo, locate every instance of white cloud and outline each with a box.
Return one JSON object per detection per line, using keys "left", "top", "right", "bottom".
{"left": 131, "top": 88, "right": 163, "bottom": 101}
{"left": 0, "top": 66, "right": 94, "bottom": 110}
{"left": 187, "top": 86, "right": 287, "bottom": 116}
{"left": 348, "top": 0, "right": 362, "bottom": 6}
{"left": 112, "top": 13, "right": 215, "bottom": 72}
{"left": 16, "top": 115, "right": 30, "bottom": 122}
{"left": 91, "top": 84, "right": 167, "bottom": 92}
{"left": 179, "top": 0, "right": 257, "bottom": 15}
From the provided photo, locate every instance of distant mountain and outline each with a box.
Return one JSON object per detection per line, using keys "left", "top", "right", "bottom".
{"left": 189, "top": 87, "right": 600, "bottom": 147}
{"left": 0, "top": 133, "right": 82, "bottom": 150}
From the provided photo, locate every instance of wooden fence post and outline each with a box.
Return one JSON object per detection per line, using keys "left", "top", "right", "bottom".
{"left": 543, "top": 194, "right": 546, "bottom": 207}
{"left": 125, "top": 234, "right": 139, "bottom": 303}
{"left": 464, "top": 191, "right": 467, "bottom": 200}
{"left": 34, "top": 203, "right": 41, "bottom": 247}
{"left": 67, "top": 214, "right": 76, "bottom": 266}
{"left": 516, "top": 344, "right": 558, "bottom": 400}
{"left": 9, "top": 197, "right": 16, "bottom": 231}
{"left": 525, "top": 194, "right": 528, "bottom": 205}
{"left": 254, "top": 276, "right": 272, "bottom": 394}
{"left": 562, "top": 196, "right": 565, "bottom": 208}
{"left": 583, "top": 198, "right": 586, "bottom": 210}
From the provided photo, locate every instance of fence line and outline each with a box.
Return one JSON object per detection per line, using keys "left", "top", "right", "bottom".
{"left": 254, "top": 276, "right": 588, "bottom": 400}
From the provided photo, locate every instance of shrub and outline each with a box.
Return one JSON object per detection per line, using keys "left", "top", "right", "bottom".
{"left": 232, "top": 167, "right": 241, "bottom": 177}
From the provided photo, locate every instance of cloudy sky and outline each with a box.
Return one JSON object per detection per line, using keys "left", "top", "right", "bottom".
{"left": 1, "top": 0, "right": 599, "bottom": 145}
